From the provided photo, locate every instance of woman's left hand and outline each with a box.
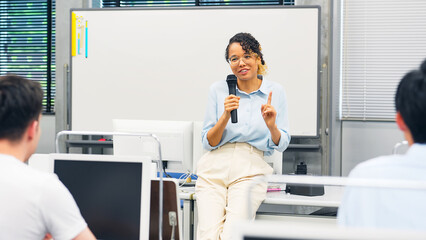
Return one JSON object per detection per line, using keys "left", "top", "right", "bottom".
{"left": 261, "top": 92, "right": 277, "bottom": 129}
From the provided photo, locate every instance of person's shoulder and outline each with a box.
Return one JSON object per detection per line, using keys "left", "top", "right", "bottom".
{"left": 26, "top": 167, "right": 60, "bottom": 188}
{"left": 208, "top": 80, "right": 228, "bottom": 94}
{"left": 263, "top": 78, "right": 282, "bottom": 87}
{"left": 209, "top": 80, "right": 226, "bottom": 89}
{"left": 1, "top": 157, "right": 60, "bottom": 197}
{"left": 0, "top": 154, "right": 56, "bottom": 183}
{"left": 262, "top": 78, "right": 284, "bottom": 92}
{"left": 260, "top": 78, "right": 286, "bottom": 100}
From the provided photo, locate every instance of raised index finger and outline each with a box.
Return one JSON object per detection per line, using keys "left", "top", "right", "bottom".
{"left": 267, "top": 91, "right": 272, "bottom": 105}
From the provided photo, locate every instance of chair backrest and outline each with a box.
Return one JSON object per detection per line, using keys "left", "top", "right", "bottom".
{"left": 150, "top": 179, "right": 182, "bottom": 240}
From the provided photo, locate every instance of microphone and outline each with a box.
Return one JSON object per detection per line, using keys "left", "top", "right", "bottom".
{"left": 226, "top": 74, "right": 238, "bottom": 123}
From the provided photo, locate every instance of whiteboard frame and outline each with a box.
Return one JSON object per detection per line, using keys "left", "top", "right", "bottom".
{"left": 69, "top": 6, "right": 321, "bottom": 138}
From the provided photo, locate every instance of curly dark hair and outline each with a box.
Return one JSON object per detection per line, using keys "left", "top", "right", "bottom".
{"left": 225, "top": 32, "right": 266, "bottom": 68}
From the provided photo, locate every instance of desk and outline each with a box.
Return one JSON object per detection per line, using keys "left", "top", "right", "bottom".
{"left": 179, "top": 189, "right": 196, "bottom": 240}
{"left": 264, "top": 186, "right": 342, "bottom": 207}
{"left": 179, "top": 185, "right": 344, "bottom": 240}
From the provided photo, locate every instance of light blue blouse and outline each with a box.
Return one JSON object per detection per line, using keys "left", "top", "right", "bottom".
{"left": 201, "top": 78, "right": 290, "bottom": 156}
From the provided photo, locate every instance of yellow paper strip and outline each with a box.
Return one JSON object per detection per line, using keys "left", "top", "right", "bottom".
{"left": 71, "top": 12, "right": 76, "bottom": 56}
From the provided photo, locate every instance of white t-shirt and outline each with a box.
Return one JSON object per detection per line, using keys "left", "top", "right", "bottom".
{"left": 0, "top": 154, "right": 87, "bottom": 240}
{"left": 338, "top": 144, "right": 426, "bottom": 231}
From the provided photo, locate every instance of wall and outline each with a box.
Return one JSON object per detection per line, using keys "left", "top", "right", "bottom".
{"left": 330, "top": 0, "right": 342, "bottom": 176}
{"left": 341, "top": 121, "right": 404, "bottom": 176}
{"left": 36, "top": 115, "right": 56, "bottom": 153}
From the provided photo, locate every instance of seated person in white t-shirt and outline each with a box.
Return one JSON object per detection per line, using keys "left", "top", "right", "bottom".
{"left": 337, "top": 59, "right": 426, "bottom": 231}
{"left": 0, "top": 75, "right": 96, "bottom": 240}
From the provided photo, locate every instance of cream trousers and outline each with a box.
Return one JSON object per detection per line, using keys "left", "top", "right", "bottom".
{"left": 195, "top": 142, "right": 273, "bottom": 240}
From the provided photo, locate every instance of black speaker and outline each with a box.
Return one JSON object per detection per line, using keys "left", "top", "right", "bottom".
{"left": 285, "top": 162, "right": 325, "bottom": 197}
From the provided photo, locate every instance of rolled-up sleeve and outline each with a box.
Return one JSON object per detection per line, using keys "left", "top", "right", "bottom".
{"left": 267, "top": 86, "right": 290, "bottom": 152}
{"left": 202, "top": 85, "right": 219, "bottom": 151}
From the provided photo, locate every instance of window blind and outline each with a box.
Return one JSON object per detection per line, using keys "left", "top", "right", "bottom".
{"left": 0, "top": 0, "right": 55, "bottom": 113}
{"left": 100, "top": 0, "right": 294, "bottom": 7}
{"left": 341, "top": 0, "right": 426, "bottom": 120}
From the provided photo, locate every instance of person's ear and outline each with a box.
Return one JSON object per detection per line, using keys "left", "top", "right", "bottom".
{"left": 256, "top": 56, "right": 262, "bottom": 65}
{"left": 396, "top": 111, "right": 408, "bottom": 132}
{"left": 26, "top": 120, "right": 39, "bottom": 140}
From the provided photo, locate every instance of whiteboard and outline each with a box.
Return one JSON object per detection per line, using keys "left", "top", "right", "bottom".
{"left": 70, "top": 6, "right": 320, "bottom": 137}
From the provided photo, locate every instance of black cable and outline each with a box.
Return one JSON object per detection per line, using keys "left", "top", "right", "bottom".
{"left": 162, "top": 161, "right": 172, "bottom": 178}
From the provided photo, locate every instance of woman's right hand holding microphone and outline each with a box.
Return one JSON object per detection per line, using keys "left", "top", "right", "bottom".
{"left": 223, "top": 94, "right": 240, "bottom": 120}
{"left": 206, "top": 94, "right": 240, "bottom": 147}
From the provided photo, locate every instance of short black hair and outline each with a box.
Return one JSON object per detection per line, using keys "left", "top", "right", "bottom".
{"left": 225, "top": 33, "right": 267, "bottom": 74}
{"left": 395, "top": 59, "right": 426, "bottom": 143}
{"left": 0, "top": 74, "right": 43, "bottom": 141}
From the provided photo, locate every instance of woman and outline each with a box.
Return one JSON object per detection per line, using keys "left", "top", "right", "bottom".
{"left": 195, "top": 32, "right": 291, "bottom": 240}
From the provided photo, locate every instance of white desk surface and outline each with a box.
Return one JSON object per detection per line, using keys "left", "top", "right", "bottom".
{"left": 179, "top": 187, "right": 195, "bottom": 200}
{"left": 179, "top": 185, "right": 343, "bottom": 208}
{"left": 264, "top": 186, "right": 343, "bottom": 207}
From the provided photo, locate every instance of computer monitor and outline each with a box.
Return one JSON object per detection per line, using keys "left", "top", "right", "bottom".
{"left": 113, "top": 119, "right": 193, "bottom": 173}
{"left": 49, "top": 154, "right": 152, "bottom": 240}
{"left": 232, "top": 220, "right": 426, "bottom": 240}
